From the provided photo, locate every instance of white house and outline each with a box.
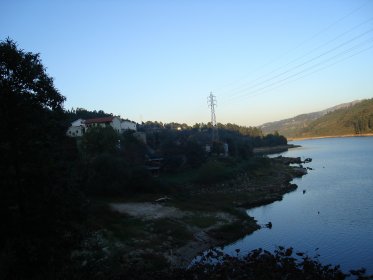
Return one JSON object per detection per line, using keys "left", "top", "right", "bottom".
{"left": 67, "top": 118, "right": 85, "bottom": 137}
{"left": 71, "top": 118, "right": 85, "bottom": 127}
{"left": 67, "top": 116, "right": 123, "bottom": 137}
{"left": 121, "top": 120, "right": 137, "bottom": 132}
{"left": 84, "top": 116, "right": 122, "bottom": 133}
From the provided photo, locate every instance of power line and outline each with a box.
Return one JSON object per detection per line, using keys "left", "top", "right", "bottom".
{"left": 214, "top": 0, "right": 371, "bottom": 94}
{"left": 223, "top": 28, "right": 373, "bottom": 103}
{"left": 228, "top": 39, "right": 373, "bottom": 103}
{"left": 221, "top": 17, "right": 373, "bottom": 99}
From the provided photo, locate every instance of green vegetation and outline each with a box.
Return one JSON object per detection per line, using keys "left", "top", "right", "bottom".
{"left": 66, "top": 107, "right": 113, "bottom": 122}
{"left": 163, "top": 247, "right": 365, "bottom": 280}
{"left": 0, "top": 38, "right": 84, "bottom": 278}
{"left": 181, "top": 214, "right": 219, "bottom": 228}
{"left": 299, "top": 98, "right": 373, "bottom": 137}
{"left": 261, "top": 99, "right": 373, "bottom": 138}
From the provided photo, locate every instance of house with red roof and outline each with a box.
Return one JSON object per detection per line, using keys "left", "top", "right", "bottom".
{"left": 84, "top": 116, "right": 121, "bottom": 133}
{"left": 67, "top": 116, "right": 122, "bottom": 137}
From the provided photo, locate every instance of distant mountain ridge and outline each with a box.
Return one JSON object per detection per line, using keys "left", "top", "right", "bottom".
{"left": 260, "top": 99, "right": 373, "bottom": 138}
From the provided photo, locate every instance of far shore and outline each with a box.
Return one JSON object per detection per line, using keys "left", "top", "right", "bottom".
{"left": 288, "top": 133, "right": 373, "bottom": 141}
{"left": 253, "top": 144, "right": 300, "bottom": 154}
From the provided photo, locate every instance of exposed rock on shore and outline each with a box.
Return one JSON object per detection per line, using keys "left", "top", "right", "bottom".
{"left": 105, "top": 156, "right": 311, "bottom": 269}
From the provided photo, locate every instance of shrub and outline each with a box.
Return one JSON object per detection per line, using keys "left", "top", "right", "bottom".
{"left": 195, "top": 160, "right": 232, "bottom": 184}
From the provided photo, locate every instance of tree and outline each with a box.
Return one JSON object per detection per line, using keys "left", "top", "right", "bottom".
{"left": 80, "top": 126, "right": 119, "bottom": 159}
{"left": 66, "top": 107, "right": 113, "bottom": 123}
{"left": 121, "top": 130, "right": 147, "bottom": 164}
{"left": 184, "top": 139, "right": 206, "bottom": 167}
{"left": 0, "top": 38, "right": 83, "bottom": 278}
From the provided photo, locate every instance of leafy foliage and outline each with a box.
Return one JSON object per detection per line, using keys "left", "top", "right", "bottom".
{"left": 260, "top": 100, "right": 363, "bottom": 138}
{"left": 299, "top": 98, "right": 373, "bottom": 137}
{"left": 178, "top": 247, "right": 353, "bottom": 280}
{"left": 106, "top": 247, "right": 372, "bottom": 279}
{"left": 0, "top": 38, "right": 84, "bottom": 278}
{"left": 141, "top": 121, "right": 286, "bottom": 171}
{"left": 66, "top": 107, "right": 113, "bottom": 123}
{"left": 80, "top": 126, "right": 120, "bottom": 159}
{"left": 262, "top": 99, "right": 373, "bottom": 138}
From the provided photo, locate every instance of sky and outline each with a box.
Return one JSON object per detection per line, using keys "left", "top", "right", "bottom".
{"left": 1, "top": 0, "right": 373, "bottom": 126}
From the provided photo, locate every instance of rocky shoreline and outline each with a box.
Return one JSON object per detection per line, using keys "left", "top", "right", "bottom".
{"left": 103, "top": 156, "right": 310, "bottom": 270}
{"left": 253, "top": 144, "right": 300, "bottom": 154}
{"left": 164, "top": 156, "right": 309, "bottom": 267}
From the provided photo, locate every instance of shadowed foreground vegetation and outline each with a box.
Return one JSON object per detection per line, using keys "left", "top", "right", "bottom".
{"left": 113, "top": 247, "right": 372, "bottom": 280}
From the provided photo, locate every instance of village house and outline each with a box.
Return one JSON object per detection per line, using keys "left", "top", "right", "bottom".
{"left": 67, "top": 116, "right": 137, "bottom": 137}
{"left": 66, "top": 118, "right": 85, "bottom": 137}
{"left": 121, "top": 120, "right": 137, "bottom": 132}
{"left": 84, "top": 116, "right": 121, "bottom": 133}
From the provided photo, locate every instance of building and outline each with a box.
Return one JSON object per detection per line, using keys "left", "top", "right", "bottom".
{"left": 121, "top": 120, "right": 137, "bottom": 132}
{"left": 66, "top": 118, "right": 85, "bottom": 137}
{"left": 84, "top": 116, "right": 121, "bottom": 133}
{"left": 67, "top": 116, "right": 136, "bottom": 137}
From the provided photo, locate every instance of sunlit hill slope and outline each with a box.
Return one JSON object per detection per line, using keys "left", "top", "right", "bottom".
{"left": 261, "top": 99, "right": 373, "bottom": 138}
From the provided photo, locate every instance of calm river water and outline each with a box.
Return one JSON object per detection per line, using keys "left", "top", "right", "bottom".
{"left": 224, "top": 136, "right": 373, "bottom": 273}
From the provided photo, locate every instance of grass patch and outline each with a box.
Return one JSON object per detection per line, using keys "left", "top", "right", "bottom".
{"left": 171, "top": 191, "right": 256, "bottom": 214}
{"left": 86, "top": 199, "right": 149, "bottom": 243}
{"left": 151, "top": 218, "right": 193, "bottom": 246}
{"left": 182, "top": 214, "right": 219, "bottom": 229}
{"left": 160, "top": 169, "right": 199, "bottom": 186}
{"left": 160, "top": 157, "right": 259, "bottom": 186}
{"left": 140, "top": 252, "right": 170, "bottom": 271}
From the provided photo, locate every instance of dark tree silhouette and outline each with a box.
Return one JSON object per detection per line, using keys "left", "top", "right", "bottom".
{"left": 0, "top": 38, "right": 83, "bottom": 278}
{"left": 81, "top": 126, "right": 120, "bottom": 159}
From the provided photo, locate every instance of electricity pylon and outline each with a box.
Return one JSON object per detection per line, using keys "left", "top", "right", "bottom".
{"left": 207, "top": 92, "right": 218, "bottom": 142}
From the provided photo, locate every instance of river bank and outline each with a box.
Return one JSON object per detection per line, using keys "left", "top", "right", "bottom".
{"left": 84, "top": 156, "right": 309, "bottom": 271}
{"left": 225, "top": 137, "right": 373, "bottom": 275}
{"left": 288, "top": 133, "right": 373, "bottom": 141}
{"left": 253, "top": 144, "right": 300, "bottom": 154}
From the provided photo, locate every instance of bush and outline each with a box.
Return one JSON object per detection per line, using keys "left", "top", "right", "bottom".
{"left": 84, "top": 153, "right": 130, "bottom": 196}
{"left": 195, "top": 160, "right": 233, "bottom": 184}
{"left": 128, "top": 166, "right": 163, "bottom": 193}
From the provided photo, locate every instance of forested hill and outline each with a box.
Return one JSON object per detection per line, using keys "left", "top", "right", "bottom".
{"left": 296, "top": 98, "right": 373, "bottom": 138}
{"left": 261, "top": 98, "right": 373, "bottom": 138}
{"left": 260, "top": 100, "right": 362, "bottom": 137}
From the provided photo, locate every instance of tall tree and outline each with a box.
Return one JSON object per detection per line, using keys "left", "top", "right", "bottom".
{"left": 0, "top": 38, "right": 82, "bottom": 278}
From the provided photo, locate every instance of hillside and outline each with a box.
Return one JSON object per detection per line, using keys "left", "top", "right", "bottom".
{"left": 260, "top": 100, "right": 363, "bottom": 138}
{"left": 297, "top": 98, "right": 373, "bottom": 138}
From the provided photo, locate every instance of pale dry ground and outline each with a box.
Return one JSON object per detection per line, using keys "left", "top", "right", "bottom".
{"left": 110, "top": 202, "right": 188, "bottom": 220}
{"left": 110, "top": 202, "right": 237, "bottom": 267}
{"left": 110, "top": 202, "right": 235, "bottom": 224}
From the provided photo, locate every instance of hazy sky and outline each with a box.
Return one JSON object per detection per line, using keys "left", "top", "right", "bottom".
{"left": 1, "top": 0, "right": 373, "bottom": 126}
